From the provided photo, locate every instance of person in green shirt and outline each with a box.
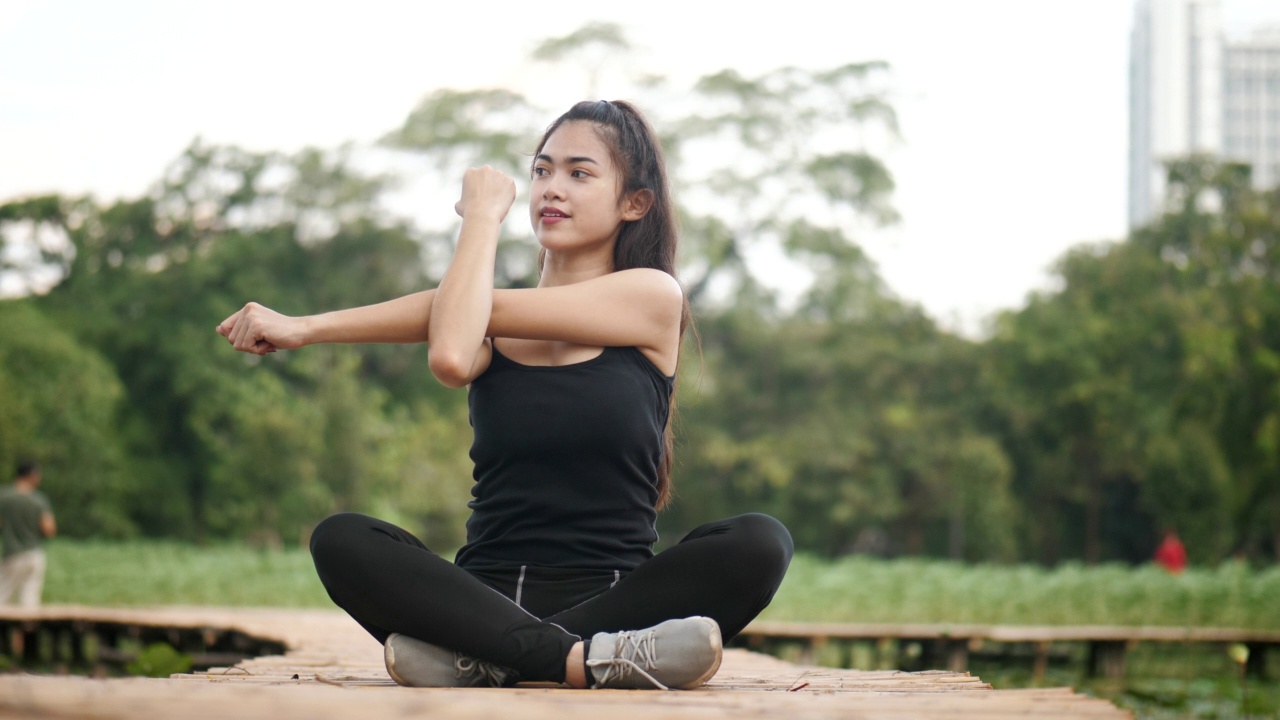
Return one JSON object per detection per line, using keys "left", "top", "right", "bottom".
{"left": 0, "top": 460, "right": 57, "bottom": 607}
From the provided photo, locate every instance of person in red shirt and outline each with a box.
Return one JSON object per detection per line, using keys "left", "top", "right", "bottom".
{"left": 1154, "top": 529, "right": 1187, "bottom": 574}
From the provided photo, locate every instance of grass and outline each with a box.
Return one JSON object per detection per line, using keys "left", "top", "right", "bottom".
{"left": 42, "top": 540, "right": 1280, "bottom": 631}
{"left": 759, "top": 554, "right": 1280, "bottom": 629}
{"left": 43, "top": 539, "right": 332, "bottom": 607}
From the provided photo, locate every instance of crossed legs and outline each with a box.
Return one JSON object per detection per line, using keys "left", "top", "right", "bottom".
{"left": 310, "top": 512, "right": 792, "bottom": 684}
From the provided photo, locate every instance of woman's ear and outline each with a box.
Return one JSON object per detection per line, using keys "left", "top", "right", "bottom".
{"left": 621, "top": 189, "right": 654, "bottom": 221}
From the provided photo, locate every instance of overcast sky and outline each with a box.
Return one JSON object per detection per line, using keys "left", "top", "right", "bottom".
{"left": 4, "top": 0, "right": 1280, "bottom": 334}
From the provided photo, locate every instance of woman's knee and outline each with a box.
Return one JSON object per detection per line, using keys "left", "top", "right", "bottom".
{"left": 309, "top": 512, "right": 366, "bottom": 559}
{"left": 730, "top": 513, "right": 794, "bottom": 571}
{"left": 689, "top": 513, "right": 793, "bottom": 581}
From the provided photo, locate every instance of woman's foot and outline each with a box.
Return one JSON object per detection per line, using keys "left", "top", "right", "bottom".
{"left": 384, "top": 633, "right": 514, "bottom": 687}
{"left": 586, "top": 616, "right": 723, "bottom": 690}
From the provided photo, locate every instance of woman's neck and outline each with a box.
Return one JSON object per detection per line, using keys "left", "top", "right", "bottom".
{"left": 538, "top": 249, "right": 614, "bottom": 288}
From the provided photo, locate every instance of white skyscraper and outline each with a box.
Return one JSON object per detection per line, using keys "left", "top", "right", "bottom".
{"left": 1224, "top": 28, "right": 1280, "bottom": 190}
{"left": 1129, "top": 0, "right": 1223, "bottom": 228}
{"left": 1130, "top": 0, "right": 1280, "bottom": 228}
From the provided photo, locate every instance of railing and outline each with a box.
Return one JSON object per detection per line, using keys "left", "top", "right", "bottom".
{"left": 0, "top": 608, "right": 285, "bottom": 674}
{"left": 736, "top": 621, "right": 1279, "bottom": 680}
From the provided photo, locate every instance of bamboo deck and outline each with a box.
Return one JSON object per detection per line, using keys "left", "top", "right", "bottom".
{"left": 0, "top": 606, "right": 1131, "bottom": 719}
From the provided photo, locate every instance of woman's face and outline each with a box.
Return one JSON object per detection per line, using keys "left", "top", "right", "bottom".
{"left": 530, "top": 121, "right": 632, "bottom": 255}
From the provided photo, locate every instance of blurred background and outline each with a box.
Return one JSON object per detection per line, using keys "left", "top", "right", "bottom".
{"left": 3, "top": 0, "right": 1280, "bottom": 578}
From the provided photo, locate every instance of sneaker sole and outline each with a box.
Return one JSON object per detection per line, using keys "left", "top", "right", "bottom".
{"left": 384, "top": 633, "right": 414, "bottom": 687}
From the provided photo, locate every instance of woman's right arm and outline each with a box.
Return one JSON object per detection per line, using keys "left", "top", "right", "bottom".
{"left": 425, "top": 166, "right": 515, "bottom": 388}
{"left": 216, "top": 290, "right": 435, "bottom": 355}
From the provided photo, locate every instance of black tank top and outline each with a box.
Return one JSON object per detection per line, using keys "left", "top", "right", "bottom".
{"left": 455, "top": 343, "right": 673, "bottom": 571}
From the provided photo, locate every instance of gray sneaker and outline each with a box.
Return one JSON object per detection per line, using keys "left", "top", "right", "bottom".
{"left": 384, "top": 633, "right": 514, "bottom": 688}
{"left": 586, "top": 616, "right": 723, "bottom": 690}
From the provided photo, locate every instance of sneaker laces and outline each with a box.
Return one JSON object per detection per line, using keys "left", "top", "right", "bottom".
{"left": 586, "top": 629, "right": 670, "bottom": 690}
{"left": 455, "top": 653, "right": 511, "bottom": 687}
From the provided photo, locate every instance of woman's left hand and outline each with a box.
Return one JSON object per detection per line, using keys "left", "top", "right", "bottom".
{"left": 216, "top": 302, "right": 308, "bottom": 355}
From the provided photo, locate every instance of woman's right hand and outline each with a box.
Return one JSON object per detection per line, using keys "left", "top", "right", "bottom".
{"left": 216, "top": 302, "right": 309, "bottom": 355}
{"left": 454, "top": 166, "right": 516, "bottom": 224}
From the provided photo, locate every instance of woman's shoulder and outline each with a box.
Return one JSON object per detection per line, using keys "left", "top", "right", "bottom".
{"left": 603, "top": 268, "right": 683, "bottom": 326}
{"left": 611, "top": 266, "right": 679, "bottom": 285}
{"left": 604, "top": 267, "right": 682, "bottom": 300}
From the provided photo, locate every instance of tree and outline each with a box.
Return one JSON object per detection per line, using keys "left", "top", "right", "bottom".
{"left": 983, "top": 156, "right": 1280, "bottom": 564}
{"left": 0, "top": 24, "right": 1041, "bottom": 561}
{"left": 0, "top": 301, "right": 133, "bottom": 536}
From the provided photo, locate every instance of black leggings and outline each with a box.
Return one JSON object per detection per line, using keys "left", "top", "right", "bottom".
{"left": 309, "top": 512, "right": 793, "bottom": 683}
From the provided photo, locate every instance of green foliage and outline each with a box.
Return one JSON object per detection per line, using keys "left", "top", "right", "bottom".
{"left": 0, "top": 301, "right": 133, "bottom": 536}
{"left": 1, "top": 139, "right": 469, "bottom": 543}
{"left": 40, "top": 540, "right": 1280, "bottom": 634}
{"left": 672, "top": 60, "right": 899, "bottom": 311}
{"left": 126, "top": 643, "right": 193, "bottom": 678}
{"left": 530, "top": 22, "right": 630, "bottom": 61}
{"left": 763, "top": 554, "right": 1280, "bottom": 629}
{"left": 42, "top": 539, "right": 332, "bottom": 607}
{"left": 381, "top": 89, "right": 535, "bottom": 176}
{"left": 981, "top": 155, "right": 1280, "bottom": 564}
{"left": 984, "top": 649, "right": 1280, "bottom": 720}
{"left": 668, "top": 306, "right": 1017, "bottom": 561}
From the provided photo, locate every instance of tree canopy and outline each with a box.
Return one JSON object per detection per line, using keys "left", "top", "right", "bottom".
{"left": 2, "top": 27, "right": 1277, "bottom": 565}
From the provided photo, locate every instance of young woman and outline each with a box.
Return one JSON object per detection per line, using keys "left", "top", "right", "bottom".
{"left": 216, "top": 100, "right": 793, "bottom": 690}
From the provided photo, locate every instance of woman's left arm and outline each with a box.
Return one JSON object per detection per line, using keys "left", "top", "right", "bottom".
{"left": 489, "top": 268, "right": 684, "bottom": 372}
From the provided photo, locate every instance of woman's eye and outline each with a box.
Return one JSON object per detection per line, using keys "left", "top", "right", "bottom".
{"left": 571, "top": 169, "right": 588, "bottom": 178}
{"left": 533, "top": 167, "right": 548, "bottom": 177}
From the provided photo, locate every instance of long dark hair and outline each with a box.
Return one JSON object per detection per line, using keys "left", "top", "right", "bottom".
{"left": 533, "top": 100, "right": 690, "bottom": 510}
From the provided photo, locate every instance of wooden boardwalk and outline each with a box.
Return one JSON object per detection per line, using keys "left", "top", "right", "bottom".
{"left": 0, "top": 606, "right": 1130, "bottom": 719}
{"left": 740, "top": 620, "right": 1280, "bottom": 680}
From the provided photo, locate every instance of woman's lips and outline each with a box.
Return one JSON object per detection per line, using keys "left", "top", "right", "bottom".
{"left": 540, "top": 208, "right": 568, "bottom": 225}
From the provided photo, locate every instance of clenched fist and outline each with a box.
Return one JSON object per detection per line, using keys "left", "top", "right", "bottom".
{"left": 216, "top": 302, "right": 307, "bottom": 356}
{"left": 454, "top": 166, "right": 516, "bottom": 223}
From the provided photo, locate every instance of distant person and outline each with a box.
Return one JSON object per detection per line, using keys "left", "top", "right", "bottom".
{"left": 1153, "top": 529, "right": 1186, "bottom": 575}
{"left": 0, "top": 460, "right": 57, "bottom": 607}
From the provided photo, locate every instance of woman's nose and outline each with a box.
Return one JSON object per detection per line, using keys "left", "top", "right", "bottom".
{"left": 542, "top": 176, "right": 566, "bottom": 200}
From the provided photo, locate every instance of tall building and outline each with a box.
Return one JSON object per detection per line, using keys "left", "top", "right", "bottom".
{"left": 1128, "top": 0, "right": 1223, "bottom": 229}
{"left": 1129, "top": 0, "right": 1280, "bottom": 228}
{"left": 1223, "top": 28, "right": 1280, "bottom": 190}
